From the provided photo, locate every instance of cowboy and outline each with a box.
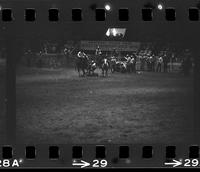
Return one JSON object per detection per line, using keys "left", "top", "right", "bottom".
{"left": 163, "top": 54, "right": 169, "bottom": 72}
{"left": 126, "top": 54, "right": 131, "bottom": 62}
{"left": 156, "top": 56, "right": 163, "bottom": 72}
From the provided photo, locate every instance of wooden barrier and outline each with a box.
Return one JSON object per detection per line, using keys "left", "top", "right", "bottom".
{"left": 21, "top": 53, "right": 75, "bottom": 68}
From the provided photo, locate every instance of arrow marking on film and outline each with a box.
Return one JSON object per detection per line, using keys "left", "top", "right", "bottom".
{"left": 164, "top": 159, "right": 182, "bottom": 167}
{"left": 72, "top": 160, "right": 90, "bottom": 168}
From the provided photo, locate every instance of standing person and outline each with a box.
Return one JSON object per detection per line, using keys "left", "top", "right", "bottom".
{"left": 146, "top": 56, "right": 150, "bottom": 71}
{"left": 37, "top": 51, "right": 43, "bottom": 68}
{"left": 151, "top": 54, "right": 156, "bottom": 72}
{"left": 126, "top": 54, "right": 131, "bottom": 62}
{"left": 64, "top": 47, "right": 68, "bottom": 56}
{"left": 163, "top": 54, "right": 168, "bottom": 73}
{"left": 95, "top": 46, "right": 102, "bottom": 67}
{"left": 64, "top": 47, "right": 70, "bottom": 65}
{"left": 156, "top": 56, "right": 163, "bottom": 72}
{"left": 144, "top": 54, "right": 149, "bottom": 71}
{"left": 148, "top": 55, "right": 153, "bottom": 71}
{"left": 141, "top": 56, "right": 145, "bottom": 71}
{"left": 182, "top": 56, "right": 192, "bottom": 76}
{"left": 130, "top": 54, "right": 136, "bottom": 73}
{"left": 170, "top": 53, "right": 175, "bottom": 72}
{"left": 126, "top": 54, "right": 131, "bottom": 73}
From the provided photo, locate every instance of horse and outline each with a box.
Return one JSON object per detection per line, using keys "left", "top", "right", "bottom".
{"left": 120, "top": 61, "right": 127, "bottom": 73}
{"left": 101, "top": 58, "right": 109, "bottom": 77}
{"left": 75, "top": 56, "right": 89, "bottom": 77}
{"left": 87, "top": 60, "right": 97, "bottom": 76}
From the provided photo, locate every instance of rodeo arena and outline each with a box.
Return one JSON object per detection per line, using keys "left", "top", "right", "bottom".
{"left": 20, "top": 40, "right": 193, "bottom": 76}
{"left": 15, "top": 39, "right": 194, "bottom": 144}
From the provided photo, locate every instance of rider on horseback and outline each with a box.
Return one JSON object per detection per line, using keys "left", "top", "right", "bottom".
{"left": 77, "top": 50, "right": 84, "bottom": 58}
{"left": 75, "top": 50, "right": 89, "bottom": 76}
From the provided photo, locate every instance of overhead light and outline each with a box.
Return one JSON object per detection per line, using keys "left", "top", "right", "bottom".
{"left": 105, "top": 28, "right": 126, "bottom": 37}
{"left": 157, "top": 3, "right": 163, "bottom": 10}
{"left": 112, "top": 28, "right": 117, "bottom": 36}
{"left": 105, "top": 4, "right": 111, "bottom": 11}
{"left": 106, "top": 29, "right": 110, "bottom": 36}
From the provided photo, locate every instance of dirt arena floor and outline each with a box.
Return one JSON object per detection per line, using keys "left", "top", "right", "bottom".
{"left": 0, "top": 59, "right": 6, "bottom": 144}
{"left": 16, "top": 66, "right": 194, "bottom": 144}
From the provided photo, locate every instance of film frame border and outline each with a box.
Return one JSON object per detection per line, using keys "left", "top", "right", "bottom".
{"left": 0, "top": 0, "right": 200, "bottom": 168}
{"left": 0, "top": 144, "right": 200, "bottom": 168}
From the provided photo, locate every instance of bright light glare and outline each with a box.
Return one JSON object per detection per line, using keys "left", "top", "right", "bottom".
{"left": 157, "top": 4, "right": 163, "bottom": 10}
{"left": 106, "top": 29, "right": 110, "bottom": 36}
{"left": 112, "top": 29, "right": 117, "bottom": 36}
{"left": 105, "top": 4, "right": 111, "bottom": 11}
{"left": 105, "top": 28, "right": 126, "bottom": 37}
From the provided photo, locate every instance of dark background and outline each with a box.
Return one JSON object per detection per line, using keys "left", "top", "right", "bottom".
{"left": 0, "top": 0, "right": 199, "bottom": 144}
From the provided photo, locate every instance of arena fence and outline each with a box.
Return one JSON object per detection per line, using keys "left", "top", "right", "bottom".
{"left": 21, "top": 53, "right": 75, "bottom": 68}
{"left": 20, "top": 53, "right": 184, "bottom": 73}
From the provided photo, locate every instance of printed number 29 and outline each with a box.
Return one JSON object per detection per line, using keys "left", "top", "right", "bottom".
{"left": 184, "top": 159, "right": 199, "bottom": 167}
{"left": 92, "top": 160, "right": 108, "bottom": 168}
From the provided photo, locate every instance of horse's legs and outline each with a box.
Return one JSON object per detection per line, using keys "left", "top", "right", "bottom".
{"left": 112, "top": 65, "right": 116, "bottom": 73}
{"left": 111, "top": 66, "right": 114, "bottom": 73}
{"left": 82, "top": 69, "right": 86, "bottom": 77}
{"left": 92, "top": 69, "right": 95, "bottom": 75}
{"left": 77, "top": 67, "right": 81, "bottom": 77}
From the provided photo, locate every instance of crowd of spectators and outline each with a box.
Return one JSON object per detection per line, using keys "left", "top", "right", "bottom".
{"left": 21, "top": 41, "right": 194, "bottom": 75}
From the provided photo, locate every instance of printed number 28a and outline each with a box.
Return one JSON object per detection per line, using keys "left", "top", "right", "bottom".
{"left": 92, "top": 160, "right": 108, "bottom": 168}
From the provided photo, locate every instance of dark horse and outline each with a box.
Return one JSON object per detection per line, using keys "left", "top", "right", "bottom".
{"left": 75, "top": 56, "right": 89, "bottom": 77}
{"left": 101, "top": 58, "right": 109, "bottom": 77}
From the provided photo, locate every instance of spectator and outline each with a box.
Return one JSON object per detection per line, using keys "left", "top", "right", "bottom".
{"left": 130, "top": 55, "right": 136, "bottom": 73}
{"left": 149, "top": 55, "right": 154, "bottom": 72}
{"left": 140, "top": 56, "right": 145, "bottom": 71}
{"left": 163, "top": 54, "right": 168, "bottom": 73}
{"left": 156, "top": 56, "right": 163, "bottom": 72}
{"left": 182, "top": 56, "right": 192, "bottom": 76}
{"left": 151, "top": 55, "right": 156, "bottom": 72}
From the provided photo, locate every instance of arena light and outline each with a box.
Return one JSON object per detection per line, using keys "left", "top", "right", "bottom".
{"left": 105, "top": 28, "right": 126, "bottom": 37}
{"left": 112, "top": 28, "right": 117, "bottom": 36}
{"left": 157, "top": 3, "right": 164, "bottom": 10}
{"left": 106, "top": 29, "right": 110, "bottom": 36}
{"left": 105, "top": 4, "right": 111, "bottom": 11}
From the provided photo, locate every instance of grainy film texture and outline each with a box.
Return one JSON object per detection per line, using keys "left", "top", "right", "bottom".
{"left": 0, "top": 0, "right": 196, "bottom": 145}
{"left": 0, "top": 42, "right": 6, "bottom": 144}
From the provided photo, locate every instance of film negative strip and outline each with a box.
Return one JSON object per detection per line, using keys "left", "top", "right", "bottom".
{"left": 0, "top": 0, "right": 200, "bottom": 168}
